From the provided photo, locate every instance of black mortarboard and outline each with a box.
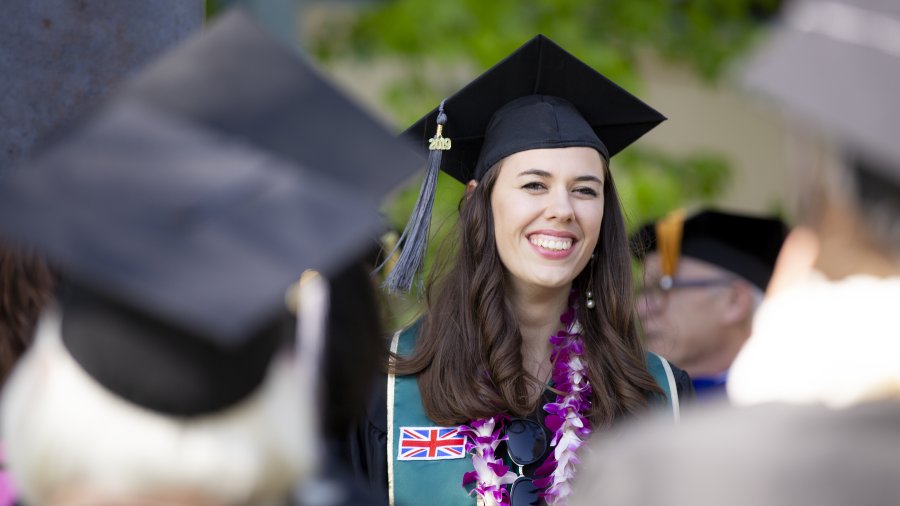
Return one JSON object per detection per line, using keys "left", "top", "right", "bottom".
{"left": 632, "top": 209, "right": 789, "bottom": 290}
{"left": 0, "top": 10, "right": 420, "bottom": 415}
{"left": 405, "top": 35, "right": 666, "bottom": 183}
{"left": 384, "top": 34, "right": 666, "bottom": 292}
{"left": 741, "top": 0, "right": 900, "bottom": 185}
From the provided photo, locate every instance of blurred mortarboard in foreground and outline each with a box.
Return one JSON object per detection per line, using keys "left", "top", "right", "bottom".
{"left": 385, "top": 34, "right": 666, "bottom": 292}
{"left": 741, "top": 0, "right": 900, "bottom": 185}
{"left": 0, "top": 100, "right": 380, "bottom": 340}
{"left": 0, "top": 10, "right": 421, "bottom": 415}
{"left": 0, "top": 103, "right": 377, "bottom": 414}
{"left": 0, "top": 8, "right": 423, "bottom": 339}
{"left": 117, "top": 9, "right": 421, "bottom": 204}
{"left": 632, "top": 209, "right": 789, "bottom": 290}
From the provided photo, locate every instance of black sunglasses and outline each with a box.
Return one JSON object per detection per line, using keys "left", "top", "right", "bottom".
{"left": 506, "top": 418, "right": 548, "bottom": 506}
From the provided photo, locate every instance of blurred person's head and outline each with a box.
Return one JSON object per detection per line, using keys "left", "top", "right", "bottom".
{"left": 783, "top": 140, "right": 900, "bottom": 281}
{"left": 0, "top": 9, "right": 421, "bottom": 506}
{"left": 739, "top": 0, "right": 900, "bottom": 281}
{"left": 0, "top": 246, "right": 55, "bottom": 387}
{"left": 1, "top": 286, "right": 308, "bottom": 506}
{"left": 632, "top": 210, "right": 787, "bottom": 378}
{"left": 571, "top": 400, "right": 900, "bottom": 506}
{"left": 726, "top": 0, "right": 900, "bottom": 408}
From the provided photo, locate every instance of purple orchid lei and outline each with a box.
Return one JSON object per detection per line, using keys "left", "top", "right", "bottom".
{"left": 459, "top": 416, "right": 517, "bottom": 506}
{"left": 458, "top": 303, "right": 592, "bottom": 506}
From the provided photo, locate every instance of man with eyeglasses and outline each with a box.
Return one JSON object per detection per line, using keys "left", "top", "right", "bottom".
{"left": 631, "top": 209, "right": 788, "bottom": 397}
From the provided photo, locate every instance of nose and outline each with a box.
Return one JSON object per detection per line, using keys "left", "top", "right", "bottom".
{"left": 544, "top": 188, "right": 575, "bottom": 222}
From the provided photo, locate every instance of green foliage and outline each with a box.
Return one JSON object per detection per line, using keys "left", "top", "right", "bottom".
{"left": 613, "top": 149, "right": 733, "bottom": 229}
{"left": 311, "top": 0, "right": 778, "bottom": 81}
{"left": 307, "top": 0, "right": 773, "bottom": 219}
{"left": 205, "top": 0, "right": 223, "bottom": 19}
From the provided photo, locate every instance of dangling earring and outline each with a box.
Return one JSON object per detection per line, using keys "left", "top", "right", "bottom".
{"left": 586, "top": 253, "right": 596, "bottom": 309}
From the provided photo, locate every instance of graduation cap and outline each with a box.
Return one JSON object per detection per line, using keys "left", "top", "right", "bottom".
{"left": 632, "top": 209, "right": 789, "bottom": 290}
{"left": 116, "top": 9, "right": 421, "bottom": 205}
{"left": 0, "top": 10, "right": 421, "bottom": 415}
{"left": 384, "top": 34, "right": 666, "bottom": 292}
{"left": 741, "top": 0, "right": 900, "bottom": 186}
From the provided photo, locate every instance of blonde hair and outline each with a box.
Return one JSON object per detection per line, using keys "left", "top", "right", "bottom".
{"left": 2, "top": 308, "right": 314, "bottom": 506}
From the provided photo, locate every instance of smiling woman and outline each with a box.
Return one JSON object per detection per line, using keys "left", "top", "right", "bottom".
{"left": 348, "top": 36, "right": 693, "bottom": 506}
{"left": 489, "top": 147, "right": 606, "bottom": 293}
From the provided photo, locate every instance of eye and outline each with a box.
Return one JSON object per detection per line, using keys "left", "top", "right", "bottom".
{"left": 521, "top": 181, "right": 547, "bottom": 191}
{"left": 574, "top": 186, "right": 599, "bottom": 197}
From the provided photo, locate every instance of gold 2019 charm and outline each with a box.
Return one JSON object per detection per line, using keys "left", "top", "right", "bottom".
{"left": 428, "top": 124, "right": 452, "bottom": 151}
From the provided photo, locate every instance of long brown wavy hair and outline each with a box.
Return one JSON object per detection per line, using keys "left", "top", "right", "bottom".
{"left": 0, "top": 247, "right": 56, "bottom": 387}
{"left": 392, "top": 162, "right": 663, "bottom": 428}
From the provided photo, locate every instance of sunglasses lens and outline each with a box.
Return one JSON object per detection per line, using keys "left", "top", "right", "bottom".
{"left": 510, "top": 476, "right": 542, "bottom": 506}
{"left": 506, "top": 418, "right": 547, "bottom": 466}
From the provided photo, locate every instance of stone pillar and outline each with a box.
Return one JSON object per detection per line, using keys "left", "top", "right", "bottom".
{"left": 0, "top": 0, "right": 204, "bottom": 175}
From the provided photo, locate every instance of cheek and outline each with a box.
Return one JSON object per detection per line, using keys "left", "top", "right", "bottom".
{"left": 492, "top": 193, "right": 533, "bottom": 239}
{"left": 489, "top": 194, "right": 506, "bottom": 240}
{"left": 580, "top": 207, "right": 605, "bottom": 251}
{"left": 490, "top": 196, "right": 518, "bottom": 259}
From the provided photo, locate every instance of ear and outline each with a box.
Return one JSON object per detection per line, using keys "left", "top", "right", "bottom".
{"left": 721, "top": 280, "right": 756, "bottom": 325}
{"left": 766, "top": 226, "right": 818, "bottom": 298}
{"left": 465, "top": 179, "right": 479, "bottom": 196}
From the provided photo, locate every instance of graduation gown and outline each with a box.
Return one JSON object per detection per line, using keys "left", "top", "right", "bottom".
{"left": 341, "top": 323, "right": 693, "bottom": 506}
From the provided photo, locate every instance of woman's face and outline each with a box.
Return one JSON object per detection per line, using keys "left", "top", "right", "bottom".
{"left": 488, "top": 146, "right": 606, "bottom": 293}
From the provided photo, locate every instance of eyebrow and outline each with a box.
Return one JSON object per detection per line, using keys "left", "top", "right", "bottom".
{"left": 518, "top": 169, "right": 552, "bottom": 178}
{"left": 574, "top": 175, "right": 604, "bottom": 184}
{"left": 517, "top": 169, "right": 604, "bottom": 185}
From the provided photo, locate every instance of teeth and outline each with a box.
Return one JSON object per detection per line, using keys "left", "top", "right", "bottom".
{"left": 529, "top": 234, "right": 573, "bottom": 251}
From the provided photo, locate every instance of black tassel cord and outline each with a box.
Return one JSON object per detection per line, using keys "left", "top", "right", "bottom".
{"left": 380, "top": 101, "right": 450, "bottom": 294}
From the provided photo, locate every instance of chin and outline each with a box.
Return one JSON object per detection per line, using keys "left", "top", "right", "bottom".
{"left": 525, "top": 271, "right": 580, "bottom": 290}
{"left": 645, "top": 335, "right": 676, "bottom": 356}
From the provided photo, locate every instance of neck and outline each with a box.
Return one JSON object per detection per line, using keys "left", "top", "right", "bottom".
{"left": 684, "top": 321, "right": 751, "bottom": 378}
{"left": 509, "top": 283, "right": 571, "bottom": 342}
{"left": 507, "top": 280, "right": 571, "bottom": 382}
{"left": 816, "top": 200, "right": 900, "bottom": 279}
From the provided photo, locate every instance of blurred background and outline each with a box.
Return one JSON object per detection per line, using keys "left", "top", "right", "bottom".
{"left": 2, "top": 0, "right": 797, "bottom": 325}
{"left": 204, "top": 0, "right": 794, "bottom": 321}
{"left": 210, "top": 0, "right": 787, "bottom": 219}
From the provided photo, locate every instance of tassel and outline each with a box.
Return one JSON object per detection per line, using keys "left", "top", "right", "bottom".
{"left": 380, "top": 101, "right": 451, "bottom": 294}
{"left": 655, "top": 208, "right": 685, "bottom": 291}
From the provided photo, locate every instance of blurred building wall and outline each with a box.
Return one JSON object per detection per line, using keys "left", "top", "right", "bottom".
{"left": 638, "top": 52, "right": 793, "bottom": 217}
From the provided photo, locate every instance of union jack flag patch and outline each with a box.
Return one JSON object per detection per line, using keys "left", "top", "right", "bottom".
{"left": 398, "top": 427, "right": 466, "bottom": 461}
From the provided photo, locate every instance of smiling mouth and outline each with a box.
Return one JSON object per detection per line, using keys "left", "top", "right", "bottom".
{"left": 528, "top": 233, "right": 574, "bottom": 252}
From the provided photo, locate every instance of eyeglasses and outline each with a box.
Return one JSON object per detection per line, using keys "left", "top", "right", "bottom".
{"left": 637, "top": 275, "right": 737, "bottom": 298}
{"left": 506, "top": 418, "right": 548, "bottom": 506}
{"left": 636, "top": 275, "right": 738, "bottom": 313}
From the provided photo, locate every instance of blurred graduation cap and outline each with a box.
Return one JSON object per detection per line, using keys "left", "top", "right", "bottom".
{"left": 632, "top": 209, "right": 789, "bottom": 290}
{"left": 118, "top": 9, "right": 421, "bottom": 205}
{"left": 0, "top": 9, "right": 421, "bottom": 416}
{"left": 741, "top": 0, "right": 900, "bottom": 185}
{"left": 384, "top": 34, "right": 666, "bottom": 292}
